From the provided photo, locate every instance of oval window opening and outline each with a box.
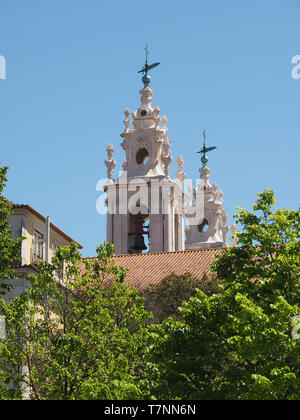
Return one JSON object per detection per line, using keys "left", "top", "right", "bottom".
{"left": 136, "top": 148, "right": 149, "bottom": 165}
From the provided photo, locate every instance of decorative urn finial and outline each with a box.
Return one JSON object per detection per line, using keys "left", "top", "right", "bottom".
{"left": 175, "top": 156, "right": 186, "bottom": 185}
{"left": 105, "top": 143, "right": 116, "bottom": 180}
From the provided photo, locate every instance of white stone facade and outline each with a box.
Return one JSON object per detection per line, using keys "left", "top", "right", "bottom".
{"left": 105, "top": 85, "right": 185, "bottom": 255}
{"left": 104, "top": 81, "right": 234, "bottom": 254}
{"left": 185, "top": 166, "right": 229, "bottom": 249}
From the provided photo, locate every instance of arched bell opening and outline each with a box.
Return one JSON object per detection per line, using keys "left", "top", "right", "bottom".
{"left": 136, "top": 147, "right": 149, "bottom": 165}
{"left": 128, "top": 213, "right": 150, "bottom": 254}
{"left": 197, "top": 218, "right": 209, "bottom": 233}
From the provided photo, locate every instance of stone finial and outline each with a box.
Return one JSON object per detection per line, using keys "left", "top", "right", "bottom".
{"left": 221, "top": 211, "right": 229, "bottom": 243}
{"left": 123, "top": 108, "right": 131, "bottom": 132}
{"left": 162, "top": 115, "right": 167, "bottom": 127}
{"left": 211, "top": 182, "right": 219, "bottom": 201}
{"left": 217, "top": 189, "right": 224, "bottom": 204}
{"left": 177, "top": 155, "right": 184, "bottom": 172}
{"left": 105, "top": 143, "right": 116, "bottom": 180}
{"left": 162, "top": 154, "right": 172, "bottom": 177}
{"left": 139, "top": 87, "right": 153, "bottom": 107}
{"left": 162, "top": 140, "right": 172, "bottom": 177}
{"left": 153, "top": 105, "right": 161, "bottom": 128}
{"left": 106, "top": 143, "right": 114, "bottom": 160}
{"left": 175, "top": 156, "right": 186, "bottom": 185}
{"left": 199, "top": 166, "right": 211, "bottom": 185}
{"left": 230, "top": 223, "right": 239, "bottom": 247}
{"left": 184, "top": 184, "right": 194, "bottom": 206}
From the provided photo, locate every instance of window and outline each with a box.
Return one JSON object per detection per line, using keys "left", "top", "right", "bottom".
{"left": 33, "top": 230, "right": 44, "bottom": 261}
{"left": 52, "top": 241, "right": 63, "bottom": 253}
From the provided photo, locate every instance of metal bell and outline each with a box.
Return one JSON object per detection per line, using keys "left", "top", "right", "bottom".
{"left": 132, "top": 232, "right": 147, "bottom": 251}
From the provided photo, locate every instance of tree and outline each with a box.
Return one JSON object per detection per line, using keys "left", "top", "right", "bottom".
{"left": 143, "top": 272, "right": 221, "bottom": 323}
{"left": 0, "top": 164, "right": 22, "bottom": 296}
{"left": 146, "top": 190, "right": 300, "bottom": 400}
{"left": 0, "top": 242, "right": 150, "bottom": 400}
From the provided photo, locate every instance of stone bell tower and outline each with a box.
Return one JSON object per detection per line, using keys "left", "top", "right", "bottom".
{"left": 185, "top": 131, "right": 229, "bottom": 249}
{"left": 104, "top": 49, "right": 185, "bottom": 255}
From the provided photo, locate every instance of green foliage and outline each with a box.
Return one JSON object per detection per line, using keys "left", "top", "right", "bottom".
{"left": 0, "top": 164, "right": 22, "bottom": 296}
{"left": 143, "top": 272, "right": 221, "bottom": 323}
{"left": 1, "top": 187, "right": 298, "bottom": 400}
{"left": 0, "top": 242, "right": 151, "bottom": 400}
{"left": 146, "top": 190, "right": 300, "bottom": 400}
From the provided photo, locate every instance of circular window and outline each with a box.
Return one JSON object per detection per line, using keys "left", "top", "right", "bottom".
{"left": 140, "top": 109, "right": 147, "bottom": 117}
{"left": 136, "top": 148, "right": 149, "bottom": 165}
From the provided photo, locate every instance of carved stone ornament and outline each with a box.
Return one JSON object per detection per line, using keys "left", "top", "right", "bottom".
{"left": 123, "top": 108, "right": 131, "bottom": 132}
{"left": 152, "top": 105, "right": 161, "bottom": 128}
{"left": 162, "top": 139, "right": 172, "bottom": 176}
{"left": 139, "top": 87, "right": 153, "bottom": 107}
{"left": 175, "top": 156, "right": 186, "bottom": 185}
{"left": 162, "top": 153, "right": 172, "bottom": 177}
{"left": 105, "top": 143, "right": 116, "bottom": 180}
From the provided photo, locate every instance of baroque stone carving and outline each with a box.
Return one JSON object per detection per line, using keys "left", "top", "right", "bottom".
{"left": 123, "top": 108, "right": 131, "bottom": 132}
{"left": 162, "top": 139, "right": 172, "bottom": 177}
{"left": 105, "top": 143, "right": 116, "bottom": 180}
{"left": 152, "top": 105, "right": 161, "bottom": 128}
{"left": 139, "top": 87, "right": 153, "bottom": 107}
{"left": 175, "top": 156, "right": 186, "bottom": 185}
{"left": 185, "top": 163, "right": 229, "bottom": 249}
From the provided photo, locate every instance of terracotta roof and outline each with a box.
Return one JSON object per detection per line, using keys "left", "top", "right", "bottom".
{"left": 81, "top": 248, "right": 223, "bottom": 291}
{"left": 12, "top": 203, "right": 83, "bottom": 249}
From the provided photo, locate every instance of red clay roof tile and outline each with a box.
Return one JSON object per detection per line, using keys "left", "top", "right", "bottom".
{"left": 81, "top": 248, "right": 223, "bottom": 291}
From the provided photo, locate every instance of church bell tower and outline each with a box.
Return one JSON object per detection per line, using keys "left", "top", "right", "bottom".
{"left": 104, "top": 48, "right": 185, "bottom": 255}
{"left": 185, "top": 131, "right": 229, "bottom": 249}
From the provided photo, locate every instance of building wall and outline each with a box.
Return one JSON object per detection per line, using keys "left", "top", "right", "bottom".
{"left": 10, "top": 209, "right": 73, "bottom": 265}
{"left": 4, "top": 208, "right": 77, "bottom": 303}
{"left": 3, "top": 269, "right": 34, "bottom": 303}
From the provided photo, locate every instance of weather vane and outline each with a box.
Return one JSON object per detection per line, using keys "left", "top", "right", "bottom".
{"left": 197, "top": 130, "right": 217, "bottom": 167}
{"left": 138, "top": 45, "right": 160, "bottom": 87}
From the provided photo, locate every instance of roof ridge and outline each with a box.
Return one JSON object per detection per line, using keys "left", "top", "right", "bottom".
{"left": 82, "top": 248, "right": 222, "bottom": 260}
{"left": 12, "top": 203, "right": 83, "bottom": 249}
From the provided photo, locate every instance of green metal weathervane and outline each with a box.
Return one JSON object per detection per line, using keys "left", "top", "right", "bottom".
{"left": 138, "top": 45, "right": 160, "bottom": 87}
{"left": 197, "top": 130, "right": 217, "bottom": 167}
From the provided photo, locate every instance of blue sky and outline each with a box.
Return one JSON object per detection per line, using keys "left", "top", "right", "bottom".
{"left": 1, "top": 0, "right": 299, "bottom": 256}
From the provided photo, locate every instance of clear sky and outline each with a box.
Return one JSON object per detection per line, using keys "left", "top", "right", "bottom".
{"left": 1, "top": 0, "right": 299, "bottom": 256}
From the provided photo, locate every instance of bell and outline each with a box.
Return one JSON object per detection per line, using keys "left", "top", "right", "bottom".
{"left": 132, "top": 232, "right": 147, "bottom": 251}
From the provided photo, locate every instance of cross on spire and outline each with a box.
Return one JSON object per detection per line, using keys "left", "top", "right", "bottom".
{"left": 145, "top": 44, "right": 149, "bottom": 64}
